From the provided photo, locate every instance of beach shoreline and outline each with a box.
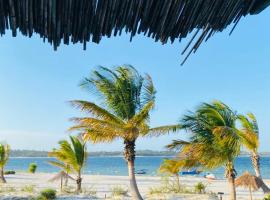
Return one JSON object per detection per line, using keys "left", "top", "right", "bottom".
{"left": 0, "top": 172, "right": 269, "bottom": 199}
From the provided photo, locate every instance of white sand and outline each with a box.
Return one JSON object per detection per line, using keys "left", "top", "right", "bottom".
{"left": 0, "top": 173, "right": 269, "bottom": 200}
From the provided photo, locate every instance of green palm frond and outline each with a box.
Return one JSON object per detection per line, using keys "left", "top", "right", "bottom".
{"left": 70, "top": 100, "right": 123, "bottom": 125}
{"left": 145, "top": 125, "right": 181, "bottom": 137}
{"left": 71, "top": 65, "right": 178, "bottom": 145}
{"left": 166, "top": 140, "right": 190, "bottom": 150}
{"left": 48, "top": 136, "right": 87, "bottom": 174}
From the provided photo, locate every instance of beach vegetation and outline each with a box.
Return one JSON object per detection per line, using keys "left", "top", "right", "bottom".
{"left": 28, "top": 163, "right": 37, "bottom": 173}
{"left": 111, "top": 185, "right": 128, "bottom": 197}
{"left": 48, "top": 136, "right": 87, "bottom": 193}
{"left": 263, "top": 194, "right": 270, "bottom": 200}
{"left": 82, "top": 186, "right": 97, "bottom": 196}
{"left": 21, "top": 185, "right": 35, "bottom": 193}
{"left": 194, "top": 182, "right": 206, "bottom": 194}
{"left": 167, "top": 101, "right": 254, "bottom": 200}
{"left": 0, "top": 186, "right": 16, "bottom": 193}
{"left": 159, "top": 159, "right": 182, "bottom": 192}
{"left": 4, "top": 170, "right": 15, "bottom": 175}
{"left": 70, "top": 65, "right": 180, "bottom": 200}
{"left": 37, "top": 188, "right": 57, "bottom": 200}
{"left": 238, "top": 113, "right": 270, "bottom": 192}
{"left": 0, "top": 143, "right": 10, "bottom": 183}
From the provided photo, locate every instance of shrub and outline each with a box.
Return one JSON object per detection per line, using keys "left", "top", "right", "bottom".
{"left": 264, "top": 194, "right": 270, "bottom": 200}
{"left": 28, "top": 163, "right": 37, "bottom": 173}
{"left": 4, "top": 170, "right": 16, "bottom": 175}
{"left": 21, "top": 185, "right": 35, "bottom": 193}
{"left": 194, "top": 182, "right": 206, "bottom": 194}
{"left": 82, "top": 186, "right": 97, "bottom": 196}
{"left": 38, "top": 188, "right": 57, "bottom": 200}
{"left": 111, "top": 186, "right": 128, "bottom": 196}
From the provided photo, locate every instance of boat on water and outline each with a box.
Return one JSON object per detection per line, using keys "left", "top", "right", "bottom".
{"left": 180, "top": 169, "right": 201, "bottom": 175}
{"left": 135, "top": 169, "right": 147, "bottom": 175}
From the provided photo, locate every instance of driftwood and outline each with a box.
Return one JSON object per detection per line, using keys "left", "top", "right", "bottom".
{"left": 0, "top": 0, "right": 269, "bottom": 64}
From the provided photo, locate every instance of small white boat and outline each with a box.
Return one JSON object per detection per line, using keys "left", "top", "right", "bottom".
{"left": 204, "top": 173, "right": 216, "bottom": 180}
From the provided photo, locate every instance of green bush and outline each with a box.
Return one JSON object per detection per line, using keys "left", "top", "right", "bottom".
{"left": 4, "top": 170, "right": 16, "bottom": 175}
{"left": 28, "top": 163, "right": 37, "bottom": 173}
{"left": 21, "top": 185, "right": 35, "bottom": 193}
{"left": 194, "top": 182, "right": 206, "bottom": 194}
{"left": 38, "top": 188, "right": 57, "bottom": 200}
{"left": 263, "top": 194, "right": 270, "bottom": 200}
{"left": 111, "top": 186, "right": 128, "bottom": 196}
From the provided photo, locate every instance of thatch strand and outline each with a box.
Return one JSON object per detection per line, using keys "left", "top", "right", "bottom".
{"left": 0, "top": 0, "right": 268, "bottom": 64}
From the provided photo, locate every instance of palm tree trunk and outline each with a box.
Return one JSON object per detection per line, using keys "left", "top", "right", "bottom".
{"left": 249, "top": 186, "right": 253, "bottom": 200}
{"left": 175, "top": 174, "right": 181, "bottom": 192}
{"left": 124, "top": 139, "right": 143, "bottom": 200}
{"left": 0, "top": 167, "right": 6, "bottom": 183}
{"left": 251, "top": 152, "right": 261, "bottom": 178}
{"left": 76, "top": 171, "right": 82, "bottom": 194}
{"left": 251, "top": 152, "right": 270, "bottom": 193}
{"left": 226, "top": 163, "right": 236, "bottom": 200}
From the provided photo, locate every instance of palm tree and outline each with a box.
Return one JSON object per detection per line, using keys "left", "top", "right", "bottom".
{"left": 238, "top": 113, "right": 270, "bottom": 193}
{"left": 70, "top": 65, "right": 180, "bottom": 200}
{"left": 48, "top": 136, "right": 87, "bottom": 193}
{"left": 167, "top": 101, "right": 246, "bottom": 200}
{"left": 159, "top": 159, "right": 182, "bottom": 191}
{"left": 0, "top": 143, "right": 10, "bottom": 183}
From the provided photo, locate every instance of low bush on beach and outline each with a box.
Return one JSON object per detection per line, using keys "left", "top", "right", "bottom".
{"left": 111, "top": 185, "right": 128, "bottom": 197}
{"left": 0, "top": 186, "right": 16, "bottom": 193}
{"left": 4, "top": 170, "right": 16, "bottom": 175}
{"left": 82, "top": 186, "right": 97, "bottom": 196}
{"left": 194, "top": 182, "right": 207, "bottom": 194}
{"left": 21, "top": 185, "right": 35, "bottom": 193}
{"left": 264, "top": 194, "right": 270, "bottom": 200}
{"left": 28, "top": 163, "right": 37, "bottom": 173}
{"left": 37, "top": 188, "right": 57, "bottom": 200}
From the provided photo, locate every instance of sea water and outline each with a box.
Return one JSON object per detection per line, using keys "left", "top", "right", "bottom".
{"left": 5, "top": 156, "right": 270, "bottom": 179}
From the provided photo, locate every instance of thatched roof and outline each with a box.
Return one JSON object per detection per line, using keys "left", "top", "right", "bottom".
{"left": 235, "top": 171, "right": 264, "bottom": 191}
{"left": 0, "top": 0, "right": 269, "bottom": 63}
{"left": 49, "top": 171, "right": 75, "bottom": 182}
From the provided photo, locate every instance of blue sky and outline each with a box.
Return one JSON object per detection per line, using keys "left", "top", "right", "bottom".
{"left": 0, "top": 9, "right": 269, "bottom": 152}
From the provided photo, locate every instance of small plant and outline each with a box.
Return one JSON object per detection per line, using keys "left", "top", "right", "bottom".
{"left": 37, "top": 188, "right": 57, "bottom": 200}
{"left": 0, "top": 186, "right": 16, "bottom": 193}
{"left": 28, "top": 163, "right": 37, "bottom": 173}
{"left": 82, "top": 186, "right": 97, "bottom": 196}
{"left": 21, "top": 185, "right": 35, "bottom": 193}
{"left": 263, "top": 194, "right": 270, "bottom": 200}
{"left": 111, "top": 185, "right": 128, "bottom": 197}
{"left": 4, "top": 170, "right": 16, "bottom": 175}
{"left": 194, "top": 182, "right": 206, "bottom": 194}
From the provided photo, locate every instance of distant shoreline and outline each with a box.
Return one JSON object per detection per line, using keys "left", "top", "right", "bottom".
{"left": 10, "top": 150, "right": 270, "bottom": 158}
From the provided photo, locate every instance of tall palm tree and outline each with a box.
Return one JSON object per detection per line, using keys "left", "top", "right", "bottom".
{"left": 0, "top": 143, "right": 10, "bottom": 183}
{"left": 159, "top": 159, "right": 182, "bottom": 191}
{"left": 48, "top": 136, "right": 87, "bottom": 193}
{"left": 70, "top": 65, "right": 180, "bottom": 200}
{"left": 238, "top": 113, "right": 270, "bottom": 193}
{"left": 167, "top": 101, "right": 246, "bottom": 200}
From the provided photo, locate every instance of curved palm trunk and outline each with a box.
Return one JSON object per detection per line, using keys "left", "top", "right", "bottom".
{"left": 251, "top": 152, "right": 270, "bottom": 193}
{"left": 251, "top": 153, "right": 261, "bottom": 178}
{"left": 0, "top": 167, "right": 6, "bottom": 183}
{"left": 124, "top": 140, "right": 143, "bottom": 200}
{"left": 76, "top": 171, "right": 82, "bottom": 194}
{"left": 226, "top": 163, "right": 236, "bottom": 200}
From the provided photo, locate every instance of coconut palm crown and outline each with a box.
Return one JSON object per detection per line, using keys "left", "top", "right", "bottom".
{"left": 167, "top": 101, "right": 246, "bottom": 200}
{"left": 70, "top": 65, "right": 180, "bottom": 200}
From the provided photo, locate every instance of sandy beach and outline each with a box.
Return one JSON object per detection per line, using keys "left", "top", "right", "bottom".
{"left": 0, "top": 173, "right": 268, "bottom": 200}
